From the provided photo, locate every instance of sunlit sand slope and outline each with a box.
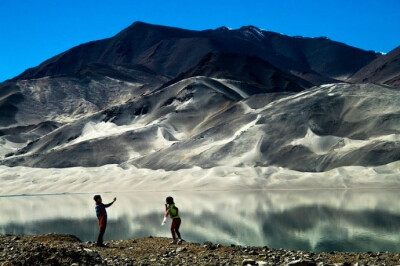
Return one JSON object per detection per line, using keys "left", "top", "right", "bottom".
{"left": 1, "top": 83, "right": 400, "bottom": 194}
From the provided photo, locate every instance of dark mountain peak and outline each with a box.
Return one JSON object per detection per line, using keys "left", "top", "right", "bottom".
{"left": 120, "top": 21, "right": 161, "bottom": 35}
{"left": 12, "top": 22, "right": 381, "bottom": 85}
{"left": 119, "top": 21, "right": 197, "bottom": 39}
{"left": 125, "top": 21, "right": 151, "bottom": 29}
{"left": 234, "top": 25, "right": 267, "bottom": 43}
{"left": 129, "top": 21, "right": 151, "bottom": 27}
{"left": 215, "top": 26, "right": 230, "bottom": 32}
{"left": 239, "top": 25, "right": 262, "bottom": 31}
{"left": 238, "top": 25, "right": 265, "bottom": 35}
{"left": 124, "top": 21, "right": 185, "bottom": 32}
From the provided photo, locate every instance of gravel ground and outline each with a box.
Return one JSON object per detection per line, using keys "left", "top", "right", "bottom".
{"left": 1, "top": 234, "right": 400, "bottom": 265}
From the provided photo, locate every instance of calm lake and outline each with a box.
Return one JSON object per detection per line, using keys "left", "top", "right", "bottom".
{"left": 1, "top": 190, "right": 399, "bottom": 252}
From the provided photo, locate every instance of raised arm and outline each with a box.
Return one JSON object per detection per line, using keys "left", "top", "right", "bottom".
{"left": 164, "top": 203, "right": 170, "bottom": 217}
{"left": 105, "top": 197, "right": 117, "bottom": 208}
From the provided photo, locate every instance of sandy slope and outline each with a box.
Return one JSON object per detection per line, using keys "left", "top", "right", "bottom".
{"left": 1, "top": 160, "right": 400, "bottom": 195}
{"left": 2, "top": 83, "right": 400, "bottom": 193}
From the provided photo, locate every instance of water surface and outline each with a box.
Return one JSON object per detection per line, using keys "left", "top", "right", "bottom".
{"left": 1, "top": 190, "right": 399, "bottom": 252}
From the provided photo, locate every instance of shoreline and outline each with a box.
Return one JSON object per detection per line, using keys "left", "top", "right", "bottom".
{"left": 2, "top": 162, "right": 400, "bottom": 196}
{"left": 2, "top": 187, "right": 400, "bottom": 198}
{"left": 1, "top": 233, "right": 399, "bottom": 265}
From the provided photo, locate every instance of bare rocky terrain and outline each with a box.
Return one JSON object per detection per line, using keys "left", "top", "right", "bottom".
{"left": 1, "top": 234, "right": 400, "bottom": 266}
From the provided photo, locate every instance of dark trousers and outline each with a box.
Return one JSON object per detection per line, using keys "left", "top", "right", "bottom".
{"left": 97, "top": 220, "right": 107, "bottom": 245}
{"left": 171, "top": 218, "right": 181, "bottom": 239}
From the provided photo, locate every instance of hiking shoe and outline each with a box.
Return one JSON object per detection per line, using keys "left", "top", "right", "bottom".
{"left": 169, "top": 239, "right": 177, "bottom": 244}
{"left": 177, "top": 239, "right": 184, "bottom": 244}
{"left": 96, "top": 243, "right": 108, "bottom": 247}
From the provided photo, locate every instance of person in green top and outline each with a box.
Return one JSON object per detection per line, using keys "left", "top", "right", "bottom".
{"left": 165, "top": 196, "right": 183, "bottom": 244}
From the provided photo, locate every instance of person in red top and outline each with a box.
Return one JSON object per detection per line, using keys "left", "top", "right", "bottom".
{"left": 94, "top": 195, "right": 116, "bottom": 247}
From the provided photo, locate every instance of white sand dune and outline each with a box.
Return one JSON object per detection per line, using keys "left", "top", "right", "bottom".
{"left": 0, "top": 137, "right": 26, "bottom": 157}
{"left": 1, "top": 160, "right": 400, "bottom": 195}
{"left": 2, "top": 82, "right": 400, "bottom": 194}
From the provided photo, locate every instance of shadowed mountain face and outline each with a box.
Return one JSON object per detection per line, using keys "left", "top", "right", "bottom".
{"left": 349, "top": 46, "right": 400, "bottom": 88}
{"left": 1, "top": 22, "right": 400, "bottom": 191}
{"left": 160, "top": 52, "right": 313, "bottom": 93}
{"left": 15, "top": 22, "right": 379, "bottom": 85}
{"left": 0, "top": 83, "right": 24, "bottom": 127}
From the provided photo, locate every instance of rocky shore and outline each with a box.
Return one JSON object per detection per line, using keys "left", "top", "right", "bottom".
{"left": 0, "top": 234, "right": 399, "bottom": 265}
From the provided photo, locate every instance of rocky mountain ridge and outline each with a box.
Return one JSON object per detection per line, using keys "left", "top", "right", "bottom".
{"left": 13, "top": 22, "right": 380, "bottom": 85}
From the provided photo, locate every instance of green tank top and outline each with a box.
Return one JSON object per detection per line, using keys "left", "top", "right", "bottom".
{"left": 169, "top": 204, "right": 180, "bottom": 219}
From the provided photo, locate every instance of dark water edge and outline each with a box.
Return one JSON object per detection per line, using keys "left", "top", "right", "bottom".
{"left": 1, "top": 190, "right": 400, "bottom": 252}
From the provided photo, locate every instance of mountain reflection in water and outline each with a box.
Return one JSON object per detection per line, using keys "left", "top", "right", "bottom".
{"left": 0, "top": 190, "right": 399, "bottom": 252}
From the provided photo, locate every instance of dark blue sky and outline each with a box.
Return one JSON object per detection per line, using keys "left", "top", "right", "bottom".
{"left": 1, "top": 0, "right": 399, "bottom": 82}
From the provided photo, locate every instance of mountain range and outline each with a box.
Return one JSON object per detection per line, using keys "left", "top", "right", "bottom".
{"left": 1, "top": 21, "right": 400, "bottom": 193}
